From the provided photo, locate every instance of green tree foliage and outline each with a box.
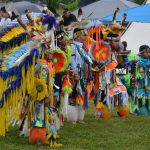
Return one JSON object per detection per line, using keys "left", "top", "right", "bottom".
{"left": 33, "top": 0, "right": 147, "bottom": 14}
{"left": 67, "top": 0, "right": 79, "bottom": 11}
{"left": 59, "top": 0, "right": 79, "bottom": 11}
{"left": 129, "top": 0, "right": 146, "bottom": 4}
{"left": 79, "top": 0, "right": 98, "bottom": 7}
{"left": 46, "top": 0, "right": 60, "bottom": 14}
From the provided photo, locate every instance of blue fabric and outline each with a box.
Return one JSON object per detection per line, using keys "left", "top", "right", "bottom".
{"left": 138, "top": 57, "right": 150, "bottom": 71}
{"left": 5, "top": 44, "right": 30, "bottom": 69}
{"left": 139, "top": 106, "right": 149, "bottom": 115}
{"left": 137, "top": 57, "right": 150, "bottom": 89}
{"left": 102, "top": 3, "right": 150, "bottom": 23}
{"left": 50, "top": 123, "right": 57, "bottom": 134}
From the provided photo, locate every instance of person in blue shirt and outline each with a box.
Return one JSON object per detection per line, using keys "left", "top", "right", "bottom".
{"left": 135, "top": 45, "right": 150, "bottom": 114}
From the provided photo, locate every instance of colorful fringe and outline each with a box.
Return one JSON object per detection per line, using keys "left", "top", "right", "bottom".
{"left": 62, "top": 77, "right": 72, "bottom": 94}
{"left": 0, "top": 48, "right": 39, "bottom": 136}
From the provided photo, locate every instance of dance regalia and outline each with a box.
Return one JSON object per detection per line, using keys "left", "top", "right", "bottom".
{"left": 135, "top": 57, "right": 150, "bottom": 114}
{"left": 121, "top": 54, "right": 150, "bottom": 115}
{"left": 83, "top": 21, "right": 129, "bottom": 118}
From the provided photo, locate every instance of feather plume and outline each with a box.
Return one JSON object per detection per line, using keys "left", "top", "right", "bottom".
{"left": 121, "top": 13, "right": 127, "bottom": 27}
{"left": 77, "top": 8, "right": 83, "bottom": 22}
{"left": 112, "top": 8, "right": 120, "bottom": 24}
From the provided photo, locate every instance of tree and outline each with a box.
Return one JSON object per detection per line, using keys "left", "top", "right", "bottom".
{"left": 129, "top": 0, "right": 146, "bottom": 4}
{"left": 46, "top": 0, "right": 60, "bottom": 15}
{"left": 67, "top": 0, "right": 79, "bottom": 11}
{"left": 59, "top": 0, "right": 79, "bottom": 11}
{"left": 79, "top": 0, "right": 98, "bottom": 7}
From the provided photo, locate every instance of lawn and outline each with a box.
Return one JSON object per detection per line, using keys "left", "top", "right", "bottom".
{"left": 0, "top": 102, "right": 150, "bottom": 150}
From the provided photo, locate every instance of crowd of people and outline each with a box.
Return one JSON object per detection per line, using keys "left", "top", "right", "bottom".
{"left": 0, "top": 5, "right": 150, "bottom": 147}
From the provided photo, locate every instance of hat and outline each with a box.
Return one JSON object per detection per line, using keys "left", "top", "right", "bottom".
{"left": 108, "top": 24, "right": 123, "bottom": 35}
{"left": 42, "top": 16, "right": 56, "bottom": 31}
{"left": 104, "top": 24, "right": 123, "bottom": 40}
{"left": 139, "top": 45, "right": 150, "bottom": 54}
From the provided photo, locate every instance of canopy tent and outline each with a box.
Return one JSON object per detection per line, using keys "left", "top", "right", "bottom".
{"left": 121, "top": 22, "right": 150, "bottom": 54}
{"left": 0, "top": 1, "right": 43, "bottom": 15}
{"left": 6, "top": 12, "right": 45, "bottom": 27}
{"left": 73, "top": 0, "right": 138, "bottom": 19}
{"left": 0, "top": 1, "right": 44, "bottom": 28}
{"left": 14, "top": 1, "right": 43, "bottom": 15}
{"left": 102, "top": 3, "right": 150, "bottom": 23}
{"left": 121, "top": 0, "right": 150, "bottom": 54}
{"left": 0, "top": 2, "right": 18, "bottom": 14}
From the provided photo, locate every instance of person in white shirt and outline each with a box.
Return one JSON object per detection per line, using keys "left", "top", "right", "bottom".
{"left": 0, "top": 7, "right": 11, "bottom": 30}
{"left": 0, "top": 9, "right": 2, "bottom": 21}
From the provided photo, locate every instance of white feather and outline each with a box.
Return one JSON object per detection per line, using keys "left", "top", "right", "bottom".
{"left": 67, "top": 105, "right": 85, "bottom": 122}
{"left": 62, "top": 93, "right": 85, "bottom": 123}
{"left": 20, "top": 117, "right": 30, "bottom": 137}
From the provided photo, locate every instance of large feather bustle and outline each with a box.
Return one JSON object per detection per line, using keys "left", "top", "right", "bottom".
{"left": 64, "top": 19, "right": 90, "bottom": 30}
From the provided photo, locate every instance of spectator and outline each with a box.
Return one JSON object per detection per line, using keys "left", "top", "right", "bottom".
{"left": 0, "top": 7, "right": 11, "bottom": 30}
{"left": 122, "top": 41, "right": 131, "bottom": 54}
{"left": 77, "top": 8, "right": 83, "bottom": 22}
{"left": 0, "top": 8, "right": 2, "bottom": 21}
{"left": 62, "top": 8, "right": 77, "bottom": 26}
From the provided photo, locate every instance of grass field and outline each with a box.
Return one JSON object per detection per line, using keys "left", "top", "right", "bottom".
{"left": 0, "top": 102, "right": 150, "bottom": 150}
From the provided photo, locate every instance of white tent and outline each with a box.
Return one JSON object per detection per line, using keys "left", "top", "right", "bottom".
{"left": 73, "top": 0, "right": 138, "bottom": 19}
{"left": 14, "top": 1, "right": 43, "bottom": 15}
{"left": 6, "top": 12, "right": 45, "bottom": 28}
{"left": 0, "top": 2, "right": 18, "bottom": 14}
{"left": 121, "top": 0, "right": 150, "bottom": 54}
{"left": 0, "top": 1, "right": 43, "bottom": 15}
{"left": 121, "top": 22, "right": 150, "bottom": 54}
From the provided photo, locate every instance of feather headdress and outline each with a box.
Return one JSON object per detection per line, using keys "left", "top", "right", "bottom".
{"left": 77, "top": 8, "right": 83, "bottom": 22}
{"left": 42, "top": 16, "right": 56, "bottom": 31}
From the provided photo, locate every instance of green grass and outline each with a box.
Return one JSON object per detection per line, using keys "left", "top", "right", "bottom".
{"left": 1, "top": 102, "right": 150, "bottom": 150}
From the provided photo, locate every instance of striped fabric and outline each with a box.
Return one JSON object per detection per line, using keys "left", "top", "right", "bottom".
{"left": 7, "top": 12, "right": 46, "bottom": 27}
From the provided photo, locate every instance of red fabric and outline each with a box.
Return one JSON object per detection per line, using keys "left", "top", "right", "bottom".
{"left": 29, "top": 127, "right": 46, "bottom": 144}
{"left": 118, "top": 107, "right": 129, "bottom": 117}
{"left": 83, "top": 43, "right": 90, "bottom": 52}
{"left": 101, "top": 113, "right": 112, "bottom": 118}
{"left": 106, "top": 61, "right": 117, "bottom": 71}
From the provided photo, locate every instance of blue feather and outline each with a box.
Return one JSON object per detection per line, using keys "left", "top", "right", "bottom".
{"left": 0, "top": 48, "right": 39, "bottom": 108}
